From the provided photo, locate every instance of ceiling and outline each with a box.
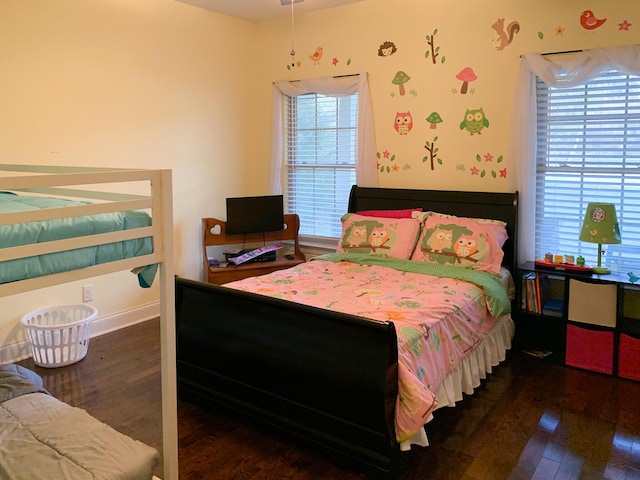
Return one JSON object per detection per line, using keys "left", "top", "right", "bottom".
{"left": 176, "top": 0, "right": 365, "bottom": 23}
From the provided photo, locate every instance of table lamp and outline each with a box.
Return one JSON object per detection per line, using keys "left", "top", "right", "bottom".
{"left": 579, "top": 203, "right": 621, "bottom": 274}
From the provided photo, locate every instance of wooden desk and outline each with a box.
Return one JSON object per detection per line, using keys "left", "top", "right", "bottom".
{"left": 202, "top": 214, "right": 306, "bottom": 285}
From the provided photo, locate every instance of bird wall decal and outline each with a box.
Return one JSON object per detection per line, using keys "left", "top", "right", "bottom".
{"left": 580, "top": 10, "right": 607, "bottom": 31}
{"left": 309, "top": 47, "right": 323, "bottom": 65}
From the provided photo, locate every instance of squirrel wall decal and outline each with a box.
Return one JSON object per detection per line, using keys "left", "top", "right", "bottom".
{"left": 492, "top": 18, "right": 520, "bottom": 51}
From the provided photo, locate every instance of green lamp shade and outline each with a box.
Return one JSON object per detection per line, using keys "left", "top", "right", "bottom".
{"left": 579, "top": 203, "right": 621, "bottom": 274}
{"left": 579, "top": 203, "right": 621, "bottom": 245}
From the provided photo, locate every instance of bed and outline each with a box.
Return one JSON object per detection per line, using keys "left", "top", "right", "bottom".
{"left": 0, "top": 363, "right": 159, "bottom": 479}
{"left": 0, "top": 190, "right": 157, "bottom": 287}
{"left": 176, "top": 185, "right": 519, "bottom": 479}
{"left": 0, "top": 164, "right": 178, "bottom": 480}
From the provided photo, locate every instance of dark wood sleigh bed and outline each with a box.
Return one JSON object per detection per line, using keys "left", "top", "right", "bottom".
{"left": 175, "top": 185, "right": 519, "bottom": 478}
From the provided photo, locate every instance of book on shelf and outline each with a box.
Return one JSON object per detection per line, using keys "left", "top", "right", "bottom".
{"left": 542, "top": 298, "right": 564, "bottom": 317}
{"left": 521, "top": 271, "right": 561, "bottom": 316}
{"left": 522, "top": 272, "right": 539, "bottom": 313}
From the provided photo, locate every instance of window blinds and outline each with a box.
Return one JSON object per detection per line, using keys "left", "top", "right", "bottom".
{"left": 284, "top": 92, "right": 358, "bottom": 239}
{"left": 535, "top": 70, "right": 640, "bottom": 272}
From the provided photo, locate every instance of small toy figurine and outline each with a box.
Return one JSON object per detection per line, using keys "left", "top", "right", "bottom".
{"left": 576, "top": 256, "right": 585, "bottom": 267}
{"left": 628, "top": 272, "right": 639, "bottom": 283}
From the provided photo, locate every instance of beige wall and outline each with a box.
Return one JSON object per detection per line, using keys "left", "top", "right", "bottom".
{"left": 0, "top": 0, "right": 259, "bottom": 352}
{"left": 257, "top": 0, "right": 640, "bottom": 192}
{"left": 0, "top": 0, "right": 638, "bottom": 352}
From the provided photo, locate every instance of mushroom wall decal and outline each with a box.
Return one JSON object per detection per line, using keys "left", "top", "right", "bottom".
{"left": 426, "top": 112, "right": 443, "bottom": 129}
{"left": 455, "top": 67, "right": 477, "bottom": 94}
{"left": 392, "top": 71, "right": 411, "bottom": 95}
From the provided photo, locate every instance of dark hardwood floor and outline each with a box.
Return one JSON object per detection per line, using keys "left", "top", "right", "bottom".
{"left": 18, "top": 318, "right": 640, "bottom": 480}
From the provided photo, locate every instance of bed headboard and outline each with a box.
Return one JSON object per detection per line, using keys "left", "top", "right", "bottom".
{"left": 347, "top": 185, "right": 519, "bottom": 272}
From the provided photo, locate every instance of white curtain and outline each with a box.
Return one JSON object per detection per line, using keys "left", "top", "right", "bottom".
{"left": 269, "top": 72, "right": 378, "bottom": 194}
{"left": 509, "top": 44, "right": 640, "bottom": 264}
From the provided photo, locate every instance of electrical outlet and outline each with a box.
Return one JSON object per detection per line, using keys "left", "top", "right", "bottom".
{"left": 83, "top": 285, "right": 94, "bottom": 302}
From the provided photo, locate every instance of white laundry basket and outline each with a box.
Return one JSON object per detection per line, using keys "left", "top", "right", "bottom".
{"left": 21, "top": 304, "right": 98, "bottom": 368}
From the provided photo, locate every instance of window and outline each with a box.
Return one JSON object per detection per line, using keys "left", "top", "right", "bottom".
{"left": 535, "top": 70, "right": 640, "bottom": 272}
{"left": 284, "top": 92, "right": 358, "bottom": 240}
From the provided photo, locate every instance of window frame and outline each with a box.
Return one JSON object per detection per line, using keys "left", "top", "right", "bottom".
{"left": 534, "top": 69, "right": 640, "bottom": 272}
{"left": 283, "top": 91, "right": 358, "bottom": 242}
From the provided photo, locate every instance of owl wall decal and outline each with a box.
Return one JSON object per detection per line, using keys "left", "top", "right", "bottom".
{"left": 394, "top": 111, "right": 413, "bottom": 135}
{"left": 459, "top": 108, "right": 489, "bottom": 135}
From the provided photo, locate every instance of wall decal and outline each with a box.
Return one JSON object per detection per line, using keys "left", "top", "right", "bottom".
{"left": 332, "top": 57, "right": 339, "bottom": 66}
{"left": 538, "top": 31, "right": 544, "bottom": 39}
{"left": 425, "top": 29, "right": 445, "bottom": 64}
{"left": 491, "top": 18, "right": 520, "bottom": 50}
{"left": 619, "top": 20, "right": 632, "bottom": 31}
{"left": 423, "top": 137, "right": 443, "bottom": 170}
{"left": 426, "top": 112, "right": 443, "bottom": 129}
{"left": 470, "top": 153, "right": 506, "bottom": 178}
{"left": 391, "top": 71, "right": 411, "bottom": 96}
{"left": 309, "top": 47, "right": 323, "bottom": 64}
{"left": 378, "top": 41, "right": 398, "bottom": 57}
{"left": 454, "top": 67, "right": 477, "bottom": 94}
{"left": 555, "top": 26, "right": 565, "bottom": 36}
{"left": 376, "top": 150, "right": 408, "bottom": 173}
{"left": 580, "top": 10, "right": 607, "bottom": 31}
{"left": 459, "top": 108, "right": 489, "bottom": 135}
{"left": 394, "top": 111, "right": 414, "bottom": 135}
{"left": 286, "top": 60, "right": 302, "bottom": 70}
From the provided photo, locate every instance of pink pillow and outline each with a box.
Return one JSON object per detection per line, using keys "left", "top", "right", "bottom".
{"left": 356, "top": 208, "right": 422, "bottom": 219}
{"left": 420, "top": 211, "right": 508, "bottom": 247}
{"left": 410, "top": 214, "right": 505, "bottom": 274}
{"left": 337, "top": 214, "right": 421, "bottom": 259}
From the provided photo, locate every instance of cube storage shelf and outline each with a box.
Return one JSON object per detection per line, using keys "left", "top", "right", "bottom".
{"left": 618, "top": 317, "right": 640, "bottom": 381}
{"left": 516, "top": 261, "right": 640, "bottom": 381}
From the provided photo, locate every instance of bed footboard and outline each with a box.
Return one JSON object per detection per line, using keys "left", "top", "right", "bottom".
{"left": 175, "top": 277, "right": 402, "bottom": 478}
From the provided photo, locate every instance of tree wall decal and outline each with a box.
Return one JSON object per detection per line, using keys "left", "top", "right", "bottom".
{"left": 423, "top": 137, "right": 443, "bottom": 170}
{"left": 425, "top": 29, "right": 446, "bottom": 64}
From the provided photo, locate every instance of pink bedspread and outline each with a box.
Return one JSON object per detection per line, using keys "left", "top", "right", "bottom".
{"left": 224, "top": 257, "right": 509, "bottom": 442}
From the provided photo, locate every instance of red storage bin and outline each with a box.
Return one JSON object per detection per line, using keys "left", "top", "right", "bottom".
{"left": 618, "top": 333, "right": 640, "bottom": 381}
{"left": 565, "top": 322, "right": 614, "bottom": 374}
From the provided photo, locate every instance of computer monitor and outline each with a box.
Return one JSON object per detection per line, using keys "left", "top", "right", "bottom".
{"left": 225, "top": 195, "right": 284, "bottom": 235}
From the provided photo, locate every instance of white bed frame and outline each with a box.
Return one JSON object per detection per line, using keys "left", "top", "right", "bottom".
{"left": 0, "top": 164, "right": 178, "bottom": 480}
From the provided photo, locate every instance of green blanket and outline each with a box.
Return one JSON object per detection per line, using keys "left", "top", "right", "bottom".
{"left": 318, "top": 253, "right": 512, "bottom": 317}
{"left": 0, "top": 192, "right": 156, "bottom": 287}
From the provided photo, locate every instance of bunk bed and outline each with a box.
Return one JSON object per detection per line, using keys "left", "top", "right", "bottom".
{"left": 0, "top": 164, "right": 177, "bottom": 480}
{"left": 176, "top": 185, "right": 519, "bottom": 479}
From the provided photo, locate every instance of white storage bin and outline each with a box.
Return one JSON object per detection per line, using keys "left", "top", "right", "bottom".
{"left": 21, "top": 304, "right": 98, "bottom": 368}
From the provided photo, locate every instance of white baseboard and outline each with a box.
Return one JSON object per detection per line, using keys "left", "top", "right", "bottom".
{"left": 0, "top": 302, "right": 160, "bottom": 364}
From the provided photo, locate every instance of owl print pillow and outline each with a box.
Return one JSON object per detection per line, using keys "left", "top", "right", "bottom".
{"left": 410, "top": 214, "right": 504, "bottom": 275}
{"left": 336, "top": 214, "right": 421, "bottom": 259}
{"left": 416, "top": 211, "right": 509, "bottom": 247}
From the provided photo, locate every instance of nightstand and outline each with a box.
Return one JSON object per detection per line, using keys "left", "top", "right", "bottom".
{"left": 202, "top": 214, "right": 306, "bottom": 285}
